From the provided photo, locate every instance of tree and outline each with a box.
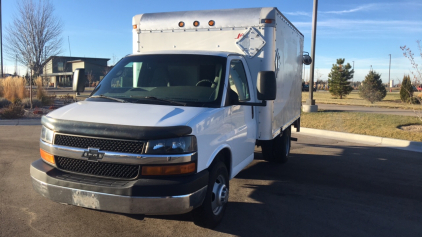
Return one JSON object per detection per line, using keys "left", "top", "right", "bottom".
{"left": 400, "top": 75, "right": 413, "bottom": 102}
{"left": 359, "top": 70, "right": 386, "bottom": 104}
{"left": 328, "top": 58, "right": 354, "bottom": 99}
{"left": 4, "top": 0, "right": 63, "bottom": 77}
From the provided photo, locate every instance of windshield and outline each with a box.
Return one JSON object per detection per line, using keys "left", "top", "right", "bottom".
{"left": 89, "top": 54, "right": 227, "bottom": 107}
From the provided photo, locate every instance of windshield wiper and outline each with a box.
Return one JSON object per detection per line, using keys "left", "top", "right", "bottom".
{"left": 90, "top": 95, "right": 127, "bottom": 103}
{"left": 141, "top": 96, "right": 186, "bottom": 106}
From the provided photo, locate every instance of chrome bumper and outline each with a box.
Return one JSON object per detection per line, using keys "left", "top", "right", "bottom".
{"left": 31, "top": 177, "right": 207, "bottom": 215}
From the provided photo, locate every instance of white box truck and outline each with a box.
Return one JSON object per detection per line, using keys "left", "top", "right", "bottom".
{"left": 31, "top": 7, "right": 309, "bottom": 228}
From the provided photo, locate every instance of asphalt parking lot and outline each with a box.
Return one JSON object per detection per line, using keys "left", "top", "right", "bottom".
{"left": 1, "top": 125, "right": 421, "bottom": 237}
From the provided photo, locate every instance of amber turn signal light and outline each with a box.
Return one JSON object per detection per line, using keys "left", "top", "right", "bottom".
{"left": 263, "top": 19, "right": 272, "bottom": 23}
{"left": 142, "top": 163, "right": 196, "bottom": 176}
{"left": 178, "top": 21, "right": 185, "bottom": 27}
{"left": 208, "top": 20, "right": 215, "bottom": 26}
{"left": 193, "top": 21, "right": 200, "bottom": 27}
{"left": 40, "top": 149, "right": 55, "bottom": 164}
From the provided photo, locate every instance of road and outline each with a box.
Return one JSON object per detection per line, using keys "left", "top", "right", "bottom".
{"left": 1, "top": 126, "right": 422, "bottom": 237}
{"left": 317, "top": 103, "right": 419, "bottom": 117}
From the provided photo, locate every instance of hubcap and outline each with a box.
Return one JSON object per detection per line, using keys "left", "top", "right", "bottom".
{"left": 211, "top": 174, "right": 228, "bottom": 215}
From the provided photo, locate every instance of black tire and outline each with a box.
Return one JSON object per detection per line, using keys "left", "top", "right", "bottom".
{"left": 193, "top": 161, "right": 229, "bottom": 229}
{"left": 261, "top": 126, "right": 291, "bottom": 164}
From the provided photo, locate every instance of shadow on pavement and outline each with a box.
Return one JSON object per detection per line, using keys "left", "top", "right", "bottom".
{"left": 127, "top": 142, "right": 422, "bottom": 236}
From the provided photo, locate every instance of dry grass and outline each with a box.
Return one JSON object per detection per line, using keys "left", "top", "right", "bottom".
{"left": 0, "top": 76, "right": 28, "bottom": 103}
{"left": 303, "top": 91, "right": 422, "bottom": 110}
{"left": 301, "top": 111, "right": 422, "bottom": 141}
{"left": 35, "top": 76, "right": 47, "bottom": 100}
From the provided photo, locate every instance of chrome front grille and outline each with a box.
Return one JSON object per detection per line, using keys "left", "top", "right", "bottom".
{"left": 54, "top": 134, "right": 144, "bottom": 154}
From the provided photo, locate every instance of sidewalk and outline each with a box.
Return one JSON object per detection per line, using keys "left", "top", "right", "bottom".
{"left": 0, "top": 118, "right": 42, "bottom": 126}
{"left": 293, "top": 127, "right": 422, "bottom": 153}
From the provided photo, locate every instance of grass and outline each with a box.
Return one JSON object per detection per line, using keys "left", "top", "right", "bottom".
{"left": 301, "top": 111, "right": 422, "bottom": 142}
{"left": 302, "top": 91, "right": 422, "bottom": 110}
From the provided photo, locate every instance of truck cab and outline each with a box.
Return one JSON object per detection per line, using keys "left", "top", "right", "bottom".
{"left": 31, "top": 7, "right": 305, "bottom": 228}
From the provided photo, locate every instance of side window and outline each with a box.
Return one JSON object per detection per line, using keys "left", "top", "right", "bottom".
{"left": 229, "top": 60, "right": 250, "bottom": 101}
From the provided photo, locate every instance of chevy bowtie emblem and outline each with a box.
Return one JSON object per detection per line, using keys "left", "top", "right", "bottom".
{"left": 82, "top": 148, "right": 105, "bottom": 162}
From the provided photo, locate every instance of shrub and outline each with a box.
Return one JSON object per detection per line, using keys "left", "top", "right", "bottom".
{"left": 359, "top": 70, "right": 387, "bottom": 104}
{"left": 0, "top": 103, "right": 25, "bottom": 119}
{"left": 21, "top": 98, "right": 42, "bottom": 108}
{"left": 0, "top": 76, "right": 28, "bottom": 103}
{"left": 400, "top": 75, "right": 413, "bottom": 102}
{"left": 0, "top": 98, "right": 11, "bottom": 108}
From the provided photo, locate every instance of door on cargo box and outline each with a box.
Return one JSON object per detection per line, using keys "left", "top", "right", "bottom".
{"left": 225, "top": 56, "right": 256, "bottom": 172}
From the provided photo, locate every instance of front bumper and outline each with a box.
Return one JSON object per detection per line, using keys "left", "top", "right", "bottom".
{"left": 30, "top": 159, "right": 208, "bottom": 215}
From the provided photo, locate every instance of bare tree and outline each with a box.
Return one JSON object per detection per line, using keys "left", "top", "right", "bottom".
{"left": 400, "top": 41, "right": 422, "bottom": 121}
{"left": 87, "top": 70, "right": 94, "bottom": 86}
{"left": 4, "top": 0, "right": 63, "bottom": 76}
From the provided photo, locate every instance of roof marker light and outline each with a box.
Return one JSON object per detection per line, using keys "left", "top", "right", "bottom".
{"left": 193, "top": 21, "right": 200, "bottom": 27}
{"left": 179, "top": 21, "right": 185, "bottom": 27}
{"left": 133, "top": 25, "right": 137, "bottom": 29}
{"left": 208, "top": 20, "right": 215, "bottom": 26}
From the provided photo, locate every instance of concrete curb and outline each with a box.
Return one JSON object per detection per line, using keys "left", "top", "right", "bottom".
{"left": 293, "top": 127, "right": 422, "bottom": 153}
{"left": 0, "top": 118, "right": 42, "bottom": 126}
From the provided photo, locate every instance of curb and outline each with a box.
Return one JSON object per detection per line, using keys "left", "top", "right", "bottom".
{"left": 0, "top": 118, "right": 42, "bottom": 126}
{"left": 293, "top": 127, "right": 422, "bottom": 153}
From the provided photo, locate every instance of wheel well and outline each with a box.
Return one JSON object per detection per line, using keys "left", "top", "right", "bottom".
{"left": 211, "top": 148, "right": 232, "bottom": 178}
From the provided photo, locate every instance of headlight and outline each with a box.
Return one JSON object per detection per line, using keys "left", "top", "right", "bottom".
{"left": 145, "top": 136, "right": 197, "bottom": 154}
{"left": 40, "top": 126, "right": 54, "bottom": 144}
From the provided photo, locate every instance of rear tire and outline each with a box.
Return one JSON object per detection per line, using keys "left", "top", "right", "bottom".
{"left": 261, "top": 126, "right": 291, "bottom": 164}
{"left": 193, "top": 161, "right": 229, "bottom": 229}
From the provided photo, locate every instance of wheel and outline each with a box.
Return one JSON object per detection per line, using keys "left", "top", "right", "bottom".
{"left": 193, "top": 161, "right": 229, "bottom": 229}
{"left": 196, "top": 79, "right": 215, "bottom": 87}
{"left": 261, "top": 126, "right": 291, "bottom": 164}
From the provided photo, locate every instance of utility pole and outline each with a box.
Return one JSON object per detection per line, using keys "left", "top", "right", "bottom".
{"left": 68, "top": 36, "right": 71, "bottom": 56}
{"left": 0, "top": 0, "right": 4, "bottom": 78}
{"left": 304, "top": 0, "right": 318, "bottom": 112}
{"left": 388, "top": 54, "right": 391, "bottom": 91}
{"left": 352, "top": 61, "right": 354, "bottom": 89}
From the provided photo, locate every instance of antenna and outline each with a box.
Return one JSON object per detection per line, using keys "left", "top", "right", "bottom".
{"left": 68, "top": 36, "right": 71, "bottom": 56}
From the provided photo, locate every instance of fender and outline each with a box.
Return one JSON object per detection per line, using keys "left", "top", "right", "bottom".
{"left": 205, "top": 144, "right": 233, "bottom": 178}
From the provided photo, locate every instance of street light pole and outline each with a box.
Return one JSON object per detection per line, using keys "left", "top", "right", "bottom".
{"left": 304, "top": 0, "right": 318, "bottom": 113}
{"left": 0, "top": 0, "right": 4, "bottom": 78}
{"left": 388, "top": 54, "right": 391, "bottom": 90}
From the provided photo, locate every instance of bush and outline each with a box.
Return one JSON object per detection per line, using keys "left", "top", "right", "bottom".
{"left": 0, "top": 76, "right": 28, "bottom": 103}
{"left": 400, "top": 75, "right": 413, "bottom": 102}
{"left": 0, "top": 103, "right": 25, "bottom": 119}
{"left": 21, "top": 98, "right": 42, "bottom": 108}
{"left": 359, "top": 70, "right": 386, "bottom": 104}
{"left": 0, "top": 98, "right": 11, "bottom": 108}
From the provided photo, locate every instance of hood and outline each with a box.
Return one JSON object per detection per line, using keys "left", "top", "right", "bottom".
{"left": 46, "top": 101, "right": 211, "bottom": 127}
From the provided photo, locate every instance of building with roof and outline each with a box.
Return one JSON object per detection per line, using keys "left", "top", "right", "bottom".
{"left": 41, "top": 56, "right": 110, "bottom": 87}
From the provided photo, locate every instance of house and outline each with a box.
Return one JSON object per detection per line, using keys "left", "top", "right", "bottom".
{"left": 41, "top": 56, "right": 110, "bottom": 87}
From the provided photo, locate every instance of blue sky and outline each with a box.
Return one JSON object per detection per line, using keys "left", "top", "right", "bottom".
{"left": 2, "top": 0, "right": 421, "bottom": 83}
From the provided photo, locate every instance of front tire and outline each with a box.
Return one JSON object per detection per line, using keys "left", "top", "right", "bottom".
{"left": 193, "top": 161, "right": 229, "bottom": 229}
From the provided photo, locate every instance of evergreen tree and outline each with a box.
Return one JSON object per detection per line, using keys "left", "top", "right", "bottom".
{"left": 359, "top": 70, "right": 386, "bottom": 104}
{"left": 328, "top": 58, "right": 354, "bottom": 99}
{"left": 400, "top": 75, "right": 413, "bottom": 102}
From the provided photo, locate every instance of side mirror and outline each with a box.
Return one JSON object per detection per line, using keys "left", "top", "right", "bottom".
{"left": 257, "top": 71, "right": 276, "bottom": 101}
{"left": 303, "top": 52, "right": 312, "bottom": 65}
{"left": 73, "top": 68, "right": 86, "bottom": 93}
